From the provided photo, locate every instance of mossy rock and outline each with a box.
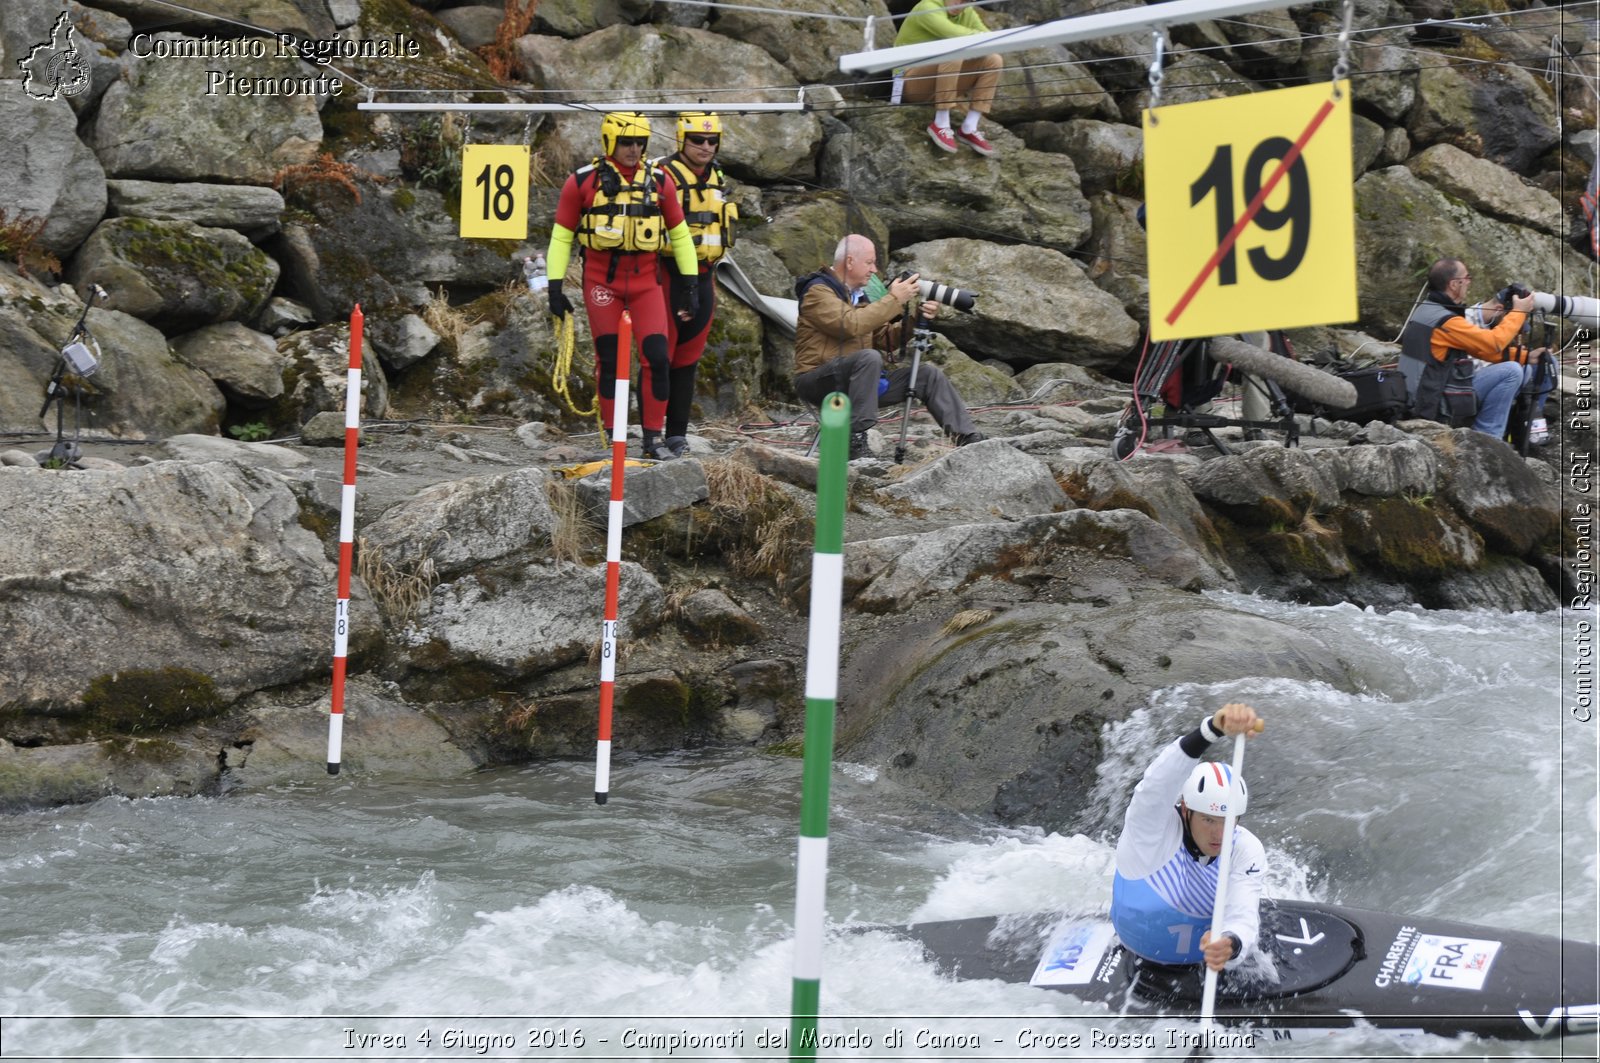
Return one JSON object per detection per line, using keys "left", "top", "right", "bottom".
{"left": 748, "top": 190, "right": 889, "bottom": 280}
{"left": 78, "top": 667, "right": 226, "bottom": 734}
{"left": 486, "top": 688, "right": 604, "bottom": 760}
{"left": 356, "top": 0, "right": 501, "bottom": 88}
{"left": 1253, "top": 518, "right": 1354, "bottom": 580}
{"left": 601, "top": 670, "right": 723, "bottom": 750}
{"left": 620, "top": 673, "right": 693, "bottom": 721}
{"left": 1336, "top": 496, "right": 1485, "bottom": 578}
{"left": 79, "top": 218, "right": 278, "bottom": 330}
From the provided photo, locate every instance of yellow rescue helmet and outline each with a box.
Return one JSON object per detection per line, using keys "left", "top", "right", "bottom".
{"left": 600, "top": 111, "right": 651, "bottom": 157}
{"left": 676, "top": 112, "right": 723, "bottom": 151}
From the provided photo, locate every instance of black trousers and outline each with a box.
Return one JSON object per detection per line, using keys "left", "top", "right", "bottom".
{"left": 794, "top": 349, "right": 977, "bottom": 437}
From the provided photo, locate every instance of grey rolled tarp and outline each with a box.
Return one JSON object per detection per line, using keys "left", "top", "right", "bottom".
{"left": 1209, "top": 336, "right": 1359, "bottom": 410}
{"left": 715, "top": 255, "right": 797, "bottom": 336}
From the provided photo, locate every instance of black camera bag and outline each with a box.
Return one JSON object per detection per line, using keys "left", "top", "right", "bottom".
{"left": 1293, "top": 365, "right": 1410, "bottom": 423}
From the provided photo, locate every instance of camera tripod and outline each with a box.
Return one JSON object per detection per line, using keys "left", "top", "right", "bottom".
{"left": 893, "top": 307, "right": 937, "bottom": 465}
{"left": 38, "top": 286, "right": 106, "bottom": 468}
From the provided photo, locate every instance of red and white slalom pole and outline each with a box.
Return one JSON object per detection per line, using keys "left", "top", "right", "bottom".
{"left": 327, "top": 304, "right": 363, "bottom": 775}
{"left": 595, "top": 310, "right": 633, "bottom": 805}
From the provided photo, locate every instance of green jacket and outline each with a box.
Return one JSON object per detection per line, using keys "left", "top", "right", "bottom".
{"left": 894, "top": 0, "right": 988, "bottom": 51}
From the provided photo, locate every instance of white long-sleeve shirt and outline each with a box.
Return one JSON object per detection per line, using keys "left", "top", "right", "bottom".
{"left": 1110, "top": 718, "right": 1266, "bottom": 965}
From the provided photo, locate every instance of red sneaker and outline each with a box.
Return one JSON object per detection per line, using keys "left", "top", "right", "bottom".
{"left": 927, "top": 123, "right": 958, "bottom": 153}
{"left": 954, "top": 129, "right": 996, "bottom": 156}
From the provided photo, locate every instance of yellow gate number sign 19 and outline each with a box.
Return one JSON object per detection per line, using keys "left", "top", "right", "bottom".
{"left": 460, "top": 144, "right": 530, "bottom": 240}
{"left": 1144, "top": 80, "right": 1356, "bottom": 342}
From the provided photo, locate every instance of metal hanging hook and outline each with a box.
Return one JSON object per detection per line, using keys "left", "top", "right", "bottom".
{"left": 1330, "top": 0, "right": 1354, "bottom": 97}
{"left": 1147, "top": 27, "right": 1168, "bottom": 123}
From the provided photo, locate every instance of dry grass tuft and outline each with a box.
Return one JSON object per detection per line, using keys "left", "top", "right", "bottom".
{"left": 273, "top": 152, "right": 377, "bottom": 207}
{"left": 479, "top": 0, "right": 539, "bottom": 81}
{"left": 703, "top": 458, "right": 812, "bottom": 587}
{"left": 941, "top": 608, "right": 996, "bottom": 637}
{"left": 530, "top": 139, "right": 573, "bottom": 190}
{"left": 544, "top": 477, "right": 587, "bottom": 562}
{"left": 703, "top": 455, "right": 770, "bottom": 509}
{"left": 0, "top": 209, "right": 61, "bottom": 278}
{"left": 421, "top": 286, "right": 481, "bottom": 355}
{"left": 502, "top": 698, "right": 538, "bottom": 732}
{"left": 356, "top": 536, "right": 439, "bottom": 623}
{"left": 750, "top": 507, "right": 808, "bottom": 582}
{"left": 662, "top": 583, "right": 705, "bottom": 622}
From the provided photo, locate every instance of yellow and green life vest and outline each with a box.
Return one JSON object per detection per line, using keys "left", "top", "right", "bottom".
{"left": 576, "top": 159, "right": 668, "bottom": 253}
{"left": 660, "top": 155, "right": 738, "bottom": 264}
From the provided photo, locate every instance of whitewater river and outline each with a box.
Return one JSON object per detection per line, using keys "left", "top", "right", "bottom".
{"left": 1, "top": 593, "right": 1594, "bottom": 1062}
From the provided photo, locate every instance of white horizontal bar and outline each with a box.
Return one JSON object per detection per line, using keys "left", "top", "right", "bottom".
{"left": 838, "top": 0, "right": 1307, "bottom": 74}
{"left": 357, "top": 100, "right": 806, "bottom": 113}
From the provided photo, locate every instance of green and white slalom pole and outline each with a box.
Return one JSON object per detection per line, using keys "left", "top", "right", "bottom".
{"left": 790, "top": 391, "right": 850, "bottom": 1060}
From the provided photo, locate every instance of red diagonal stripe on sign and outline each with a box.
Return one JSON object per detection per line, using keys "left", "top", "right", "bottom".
{"left": 1164, "top": 95, "right": 1338, "bottom": 328}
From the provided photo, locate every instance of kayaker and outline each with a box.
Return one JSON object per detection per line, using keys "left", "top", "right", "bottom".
{"left": 1110, "top": 702, "right": 1267, "bottom": 972}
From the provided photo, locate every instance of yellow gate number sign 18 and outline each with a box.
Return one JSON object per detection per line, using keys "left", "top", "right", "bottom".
{"left": 460, "top": 144, "right": 530, "bottom": 240}
{"left": 1144, "top": 80, "right": 1356, "bottom": 342}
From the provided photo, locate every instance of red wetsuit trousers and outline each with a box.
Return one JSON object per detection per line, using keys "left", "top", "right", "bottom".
{"left": 662, "top": 268, "right": 716, "bottom": 439}
{"left": 584, "top": 252, "right": 671, "bottom": 433}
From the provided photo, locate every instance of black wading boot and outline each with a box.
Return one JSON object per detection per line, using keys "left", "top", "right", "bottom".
{"left": 641, "top": 430, "right": 675, "bottom": 460}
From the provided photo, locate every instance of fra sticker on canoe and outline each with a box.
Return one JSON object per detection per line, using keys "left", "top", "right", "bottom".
{"left": 1030, "top": 922, "right": 1117, "bottom": 987}
{"left": 1401, "top": 935, "right": 1502, "bottom": 992}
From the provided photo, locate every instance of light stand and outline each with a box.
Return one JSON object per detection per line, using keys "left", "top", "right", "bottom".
{"left": 39, "top": 285, "right": 106, "bottom": 468}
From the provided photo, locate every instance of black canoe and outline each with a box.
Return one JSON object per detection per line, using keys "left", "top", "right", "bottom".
{"left": 895, "top": 899, "right": 1599, "bottom": 1044}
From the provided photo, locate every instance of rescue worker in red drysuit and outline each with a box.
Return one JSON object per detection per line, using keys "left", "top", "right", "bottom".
{"left": 544, "top": 111, "right": 700, "bottom": 459}
{"left": 655, "top": 111, "right": 740, "bottom": 457}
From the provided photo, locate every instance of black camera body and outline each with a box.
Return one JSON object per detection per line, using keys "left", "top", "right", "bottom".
{"left": 1496, "top": 282, "right": 1532, "bottom": 305}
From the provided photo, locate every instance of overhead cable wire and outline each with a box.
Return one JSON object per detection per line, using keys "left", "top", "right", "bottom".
{"left": 348, "top": 0, "right": 1599, "bottom": 112}
{"left": 111, "top": 0, "right": 1587, "bottom": 110}
{"left": 649, "top": 0, "right": 1012, "bottom": 20}
{"left": 804, "top": 3, "right": 1600, "bottom": 120}
{"left": 90, "top": 0, "right": 1595, "bottom": 304}
{"left": 807, "top": 48, "right": 1596, "bottom": 128}
{"left": 730, "top": 62, "right": 1597, "bottom": 289}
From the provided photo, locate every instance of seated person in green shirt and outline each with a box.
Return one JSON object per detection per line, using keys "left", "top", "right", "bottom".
{"left": 894, "top": 0, "right": 1004, "bottom": 156}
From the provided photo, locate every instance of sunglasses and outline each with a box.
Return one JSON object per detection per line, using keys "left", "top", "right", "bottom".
{"left": 685, "top": 134, "right": 720, "bottom": 146}
{"left": 614, "top": 136, "right": 648, "bottom": 148}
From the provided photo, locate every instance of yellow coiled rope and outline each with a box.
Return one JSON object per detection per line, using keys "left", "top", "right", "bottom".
{"left": 549, "top": 312, "right": 603, "bottom": 434}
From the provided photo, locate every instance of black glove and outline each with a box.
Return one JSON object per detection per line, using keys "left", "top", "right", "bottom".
{"left": 547, "top": 279, "right": 573, "bottom": 320}
{"left": 673, "top": 280, "right": 699, "bottom": 320}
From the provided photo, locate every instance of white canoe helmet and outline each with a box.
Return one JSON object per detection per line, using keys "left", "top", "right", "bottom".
{"left": 1181, "top": 761, "right": 1248, "bottom": 817}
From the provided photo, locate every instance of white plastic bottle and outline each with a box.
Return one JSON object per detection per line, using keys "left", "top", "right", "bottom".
{"left": 524, "top": 254, "right": 548, "bottom": 294}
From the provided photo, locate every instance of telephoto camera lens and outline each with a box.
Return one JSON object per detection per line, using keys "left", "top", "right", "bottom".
{"left": 917, "top": 279, "right": 977, "bottom": 314}
{"left": 1529, "top": 291, "right": 1600, "bottom": 331}
{"left": 893, "top": 269, "right": 979, "bottom": 313}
